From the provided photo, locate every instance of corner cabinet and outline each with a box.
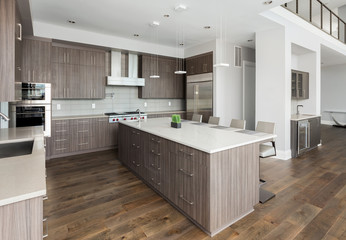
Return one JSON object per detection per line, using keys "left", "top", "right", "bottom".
{"left": 291, "top": 70, "right": 309, "bottom": 99}
{"left": 186, "top": 52, "right": 213, "bottom": 76}
{"left": 0, "top": 0, "right": 22, "bottom": 101}
{"left": 138, "top": 55, "right": 185, "bottom": 99}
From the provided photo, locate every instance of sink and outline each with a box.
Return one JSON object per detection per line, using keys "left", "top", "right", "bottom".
{"left": 0, "top": 140, "right": 34, "bottom": 159}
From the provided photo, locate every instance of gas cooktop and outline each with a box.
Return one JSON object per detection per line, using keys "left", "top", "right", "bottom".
{"left": 105, "top": 111, "right": 148, "bottom": 123}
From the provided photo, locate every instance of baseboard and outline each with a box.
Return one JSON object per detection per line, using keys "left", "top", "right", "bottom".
{"left": 46, "top": 146, "right": 117, "bottom": 160}
{"left": 321, "top": 120, "right": 334, "bottom": 125}
{"left": 273, "top": 150, "right": 291, "bottom": 160}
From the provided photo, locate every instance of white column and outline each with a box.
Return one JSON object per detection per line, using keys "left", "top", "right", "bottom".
{"left": 256, "top": 27, "right": 292, "bottom": 160}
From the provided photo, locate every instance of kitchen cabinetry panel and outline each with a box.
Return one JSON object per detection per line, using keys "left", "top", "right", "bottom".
{"left": 291, "top": 70, "right": 309, "bottom": 99}
{"left": 46, "top": 117, "right": 118, "bottom": 159}
{"left": 22, "top": 38, "right": 51, "bottom": 83}
{"left": 0, "top": 0, "right": 21, "bottom": 101}
{"left": 186, "top": 52, "right": 213, "bottom": 76}
{"left": 138, "top": 55, "right": 185, "bottom": 99}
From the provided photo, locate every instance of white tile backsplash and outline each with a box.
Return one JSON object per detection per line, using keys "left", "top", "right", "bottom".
{"left": 52, "top": 86, "right": 186, "bottom": 117}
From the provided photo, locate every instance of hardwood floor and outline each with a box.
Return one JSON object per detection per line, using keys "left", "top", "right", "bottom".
{"left": 45, "top": 125, "right": 346, "bottom": 240}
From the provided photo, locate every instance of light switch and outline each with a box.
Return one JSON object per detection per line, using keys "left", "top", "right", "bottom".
{"left": 144, "top": 102, "right": 147, "bottom": 107}
{"left": 168, "top": 101, "right": 171, "bottom": 106}
{"left": 57, "top": 104, "right": 61, "bottom": 110}
{"left": 92, "top": 103, "right": 96, "bottom": 109}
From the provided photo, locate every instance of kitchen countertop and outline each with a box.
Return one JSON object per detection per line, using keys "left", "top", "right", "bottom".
{"left": 120, "top": 118, "right": 276, "bottom": 154}
{"left": 0, "top": 126, "right": 46, "bottom": 207}
{"left": 291, "top": 114, "right": 320, "bottom": 121}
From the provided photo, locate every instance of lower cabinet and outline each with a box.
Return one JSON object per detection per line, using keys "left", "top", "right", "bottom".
{"left": 291, "top": 116, "right": 321, "bottom": 158}
{"left": 118, "top": 124, "right": 208, "bottom": 229}
{"left": 0, "top": 196, "right": 46, "bottom": 239}
{"left": 46, "top": 117, "right": 118, "bottom": 159}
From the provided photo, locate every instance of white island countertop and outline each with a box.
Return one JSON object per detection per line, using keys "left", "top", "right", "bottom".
{"left": 291, "top": 114, "right": 320, "bottom": 121}
{"left": 0, "top": 126, "right": 46, "bottom": 207}
{"left": 120, "top": 118, "right": 276, "bottom": 153}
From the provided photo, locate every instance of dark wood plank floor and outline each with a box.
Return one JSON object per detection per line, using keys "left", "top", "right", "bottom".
{"left": 45, "top": 125, "right": 346, "bottom": 240}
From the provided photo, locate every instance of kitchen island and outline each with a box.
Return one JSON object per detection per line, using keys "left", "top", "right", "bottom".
{"left": 118, "top": 118, "right": 276, "bottom": 236}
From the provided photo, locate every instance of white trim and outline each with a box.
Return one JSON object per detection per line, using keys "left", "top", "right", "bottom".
{"left": 273, "top": 149, "right": 292, "bottom": 160}
{"left": 321, "top": 120, "right": 335, "bottom": 125}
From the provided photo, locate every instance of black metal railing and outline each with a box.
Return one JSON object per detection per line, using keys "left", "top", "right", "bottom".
{"left": 283, "top": 0, "right": 346, "bottom": 44}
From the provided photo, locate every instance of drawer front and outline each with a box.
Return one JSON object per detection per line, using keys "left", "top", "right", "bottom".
{"left": 51, "top": 137, "right": 71, "bottom": 155}
{"left": 53, "top": 120, "right": 69, "bottom": 135}
{"left": 148, "top": 168, "right": 162, "bottom": 192}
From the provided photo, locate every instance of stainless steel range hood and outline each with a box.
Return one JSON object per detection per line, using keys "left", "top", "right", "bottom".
{"left": 107, "top": 51, "right": 145, "bottom": 86}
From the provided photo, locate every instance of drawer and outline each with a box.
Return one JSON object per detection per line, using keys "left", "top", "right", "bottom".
{"left": 70, "top": 119, "right": 91, "bottom": 125}
{"left": 147, "top": 151, "right": 161, "bottom": 171}
{"left": 51, "top": 137, "right": 71, "bottom": 155}
{"left": 52, "top": 120, "right": 69, "bottom": 134}
{"left": 147, "top": 169, "right": 162, "bottom": 192}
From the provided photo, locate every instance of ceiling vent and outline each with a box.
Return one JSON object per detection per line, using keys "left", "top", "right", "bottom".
{"left": 234, "top": 46, "right": 242, "bottom": 68}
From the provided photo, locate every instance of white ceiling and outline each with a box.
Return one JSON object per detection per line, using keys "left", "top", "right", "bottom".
{"left": 321, "top": 44, "right": 346, "bottom": 66}
{"left": 29, "top": 0, "right": 290, "bottom": 49}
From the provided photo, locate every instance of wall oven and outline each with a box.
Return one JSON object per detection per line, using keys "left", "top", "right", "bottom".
{"left": 10, "top": 82, "right": 52, "bottom": 137}
{"left": 10, "top": 105, "right": 51, "bottom": 137}
{"left": 19, "top": 83, "right": 51, "bottom": 104}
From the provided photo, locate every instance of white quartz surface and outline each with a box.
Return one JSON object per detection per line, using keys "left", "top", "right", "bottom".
{"left": 0, "top": 127, "right": 46, "bottom": 206}
{"left": 120, "top": 118, "right": 276, "bottom": 153}
{"left": 291, "top": 114, "right": 320, "bottom": 121}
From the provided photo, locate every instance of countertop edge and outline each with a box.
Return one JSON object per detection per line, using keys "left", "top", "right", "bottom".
{"left": 0, "top": 190, "right": 46, "bottom": 207}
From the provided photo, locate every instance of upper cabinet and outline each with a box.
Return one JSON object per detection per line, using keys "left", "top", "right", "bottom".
{"left": 138, "top": 55, "right": 185, "bottom": 99}
{"left": 186, "top": 52, "right": 213, "bottom": 76}
{"left": 51, "top": 45, "right": 106, "bottom": 99}
{"left": 22, "top": 38, "right": 51, "bottom": 83}
{"left": 0, "top": 0, "right": 22, "bottom": 101}
{"left": 291, "top": 70, "right": 309, "bottom": 99}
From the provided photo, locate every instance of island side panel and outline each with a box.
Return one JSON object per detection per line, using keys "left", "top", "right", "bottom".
{"left": 209, "top": 143, "right": 259, "bottom": 233}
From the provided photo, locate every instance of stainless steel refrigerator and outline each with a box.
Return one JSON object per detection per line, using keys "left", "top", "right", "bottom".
{"left": 186, "top": 73, "right": 213, "bottom": 123}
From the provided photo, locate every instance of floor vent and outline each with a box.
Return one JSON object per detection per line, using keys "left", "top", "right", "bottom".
{"left": 234, "top": 46, "right": 242, "bottom": 67}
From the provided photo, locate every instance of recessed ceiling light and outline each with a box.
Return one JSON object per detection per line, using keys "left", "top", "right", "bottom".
{"left": 133, "top": 34, "right": 139, "bottom": 37}
{"left": 247, "top": 39, "right": 253, "bottom": 42}
{"left": 263, "top": 1, "right": 273, "bottom": 5}
{"left": 175, "top": 4, "right": 187, "bottom": 12}
{"left": 67, "top": 20, "right": 76, "bottom": 24}
{"left": 204, "top": 26, "right": 211, "bottom": 29}
{"left": 163, "top": 14, "right": 170, "bottom": 18}
{"left": 150, "top": 21, "right": 160, "bottom": 27}
{"left": 179, "top": 43, "right": 184, "bottom": 46}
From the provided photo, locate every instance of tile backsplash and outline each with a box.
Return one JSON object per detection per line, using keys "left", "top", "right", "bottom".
{"left": 52, "top": 86, "right": 186, "bottom": 117}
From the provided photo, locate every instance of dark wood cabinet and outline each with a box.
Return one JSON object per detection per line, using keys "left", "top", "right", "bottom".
{"left": 291, "top": 70, "right": 309, "bottom": 99}
{"left": 186, "top": 52, "right": 213, "bottom": 76}
{"left": 22, "top": 38, "right": 51, "bottom": 83}
{"left": 138, "top": 55, "right": 185, "bottom": 99}
{"left": 0, "top": 0, "right": 22, "bottom": 101}
{"left": 46, "top": 117, "right": 118, "bottom": 159}
{"left": 51, "top": 46, "right": 105, "bottom": 99}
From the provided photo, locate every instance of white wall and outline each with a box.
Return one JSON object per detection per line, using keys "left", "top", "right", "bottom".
{"left": 256, "top": 27, "right": 292, "bottom": 160}
{"left": 321, "top": 64, "right": 346, "bottom": 125}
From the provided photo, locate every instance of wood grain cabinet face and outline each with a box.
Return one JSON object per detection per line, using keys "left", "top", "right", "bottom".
{"left": 48, "top": 120, "right": 71, "bottom": 156}
{"left": 22, "top": 39, "right": 51, "bottom": 83}
{"left": 0, "top": 0, "right": 21, "bottom": 101}
{"left": 186, "top": 52, "right": 213, "bottom": 76}
{"left": 291, "top": 70, "right": 309, "bottom": 99}
{"left": 138, "top": 55, "right": 185, "bottom": 99}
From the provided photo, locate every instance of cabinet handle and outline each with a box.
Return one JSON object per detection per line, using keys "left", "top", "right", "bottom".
{"left": 151, "top": 150, "right": 161, "bottom": 156}
{"left": 179, "top": 149, "right": 194, "bottom": 156}
{"left": 67, "top": 53, "right": 70, "bottom": 63}
{"left": 179, "top": 195, "right": 194, "bottom": 205}
{"left": 56, "top": 130, "right": 67, "bottom": 133}
{"left": 17, "top": 23, "right": 22, "bottom": 41}
{"left": 63, "top": 53, "right": 66, "bottom": 63}
{"left": 56, "top": 148, "right": 67, "bottom": 151}
{"left": 78, "top": 130, "right": 88, "bottom": 133}
{"left": 94, "top": 89, "right": 96, "bottom": 98}
{"left": 43, "top": 218, "right": 48, "bottom": 238}
{"left": 151, "top": 178, "right": 161, "bottom": 186}
{"left": 132, "top": 130, "right": 140, "bottom": 135}
{"left": 132, "top": 161, "right": 141, "bottom": 167}
{"left": 151, "top": 163, "right": 161, "bottom": 171}
{"left": 78, "top": 142, "right": 89, "bottom": 146}
{"left": 151, "top": 138, "right": 161, "bottom": 144}
{"left": 32, "top": 70, "right": 35, "bottom": 81}
{"left": 179, "top": 168, "right": 194, "bottom": 177}
{"left": 28, "top": 70, "right": 30, "bottom": 82}
{"left": 55, "top": 139, "right": 67, "bottom": 142}
{"left": 43, "top": 196, "right": 48, "bottom": 201}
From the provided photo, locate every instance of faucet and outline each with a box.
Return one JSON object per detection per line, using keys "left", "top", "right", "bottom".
{"left": 0, "top": 112, "right": 10, "bottom": 121}
{"left": 297, "top": 105, "right": 303, "bottom": 115}
{"left": 136, "top": 108, "right": 141, "bottom": 121}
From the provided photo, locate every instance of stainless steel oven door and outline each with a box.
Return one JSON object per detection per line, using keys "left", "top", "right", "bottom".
{"left": 20, "top": 83, "right": 51, "bottom": 104}
{"left": 10, "top": 104, "right": 51, "bottom": 137}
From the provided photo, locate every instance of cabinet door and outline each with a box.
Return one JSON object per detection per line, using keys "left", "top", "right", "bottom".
{"left": 93, "top": 65, "right": 105, "bottom": 98}
{"left": 107, "top": 122, "right": 118, "bottom": 146}
{"left": 291, "top": 71, "right": 297, "bottom": 98}
{"left": 93, "top": 118, "right": 108, "bottom": 148}
{"left": 66, "top": 64, "right": 80, "bottom": 98}
{"left": 51, "top": 63, "right": 66, "bottom": 98}
{"left": 309, "top": 117, "right": 321, "bottom": 148}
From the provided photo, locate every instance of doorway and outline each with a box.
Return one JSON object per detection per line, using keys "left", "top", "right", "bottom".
{"left": 243, "top": 61, "right": 256, "bottom": 130}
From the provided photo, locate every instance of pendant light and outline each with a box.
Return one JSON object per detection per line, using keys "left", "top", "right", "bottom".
{"left": 150, "top": 21, "right": 160, "bottom": 79}
{"left": 175, "top": 24, "right": 186, "bottom": 75}
{"left": 213, "top": 15, "right": 229, "bottom": 68}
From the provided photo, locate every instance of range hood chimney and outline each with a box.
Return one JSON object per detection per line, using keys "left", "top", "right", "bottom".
{"left": 107, "top": 51, "right": 145, "bottom": 86}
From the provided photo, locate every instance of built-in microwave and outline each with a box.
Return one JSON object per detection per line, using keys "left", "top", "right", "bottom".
{"left": 9, "top": 104, "right": 51, "bottom": 137}
{"left": 19, "top": 83, "right": 51, "bottom": 104}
